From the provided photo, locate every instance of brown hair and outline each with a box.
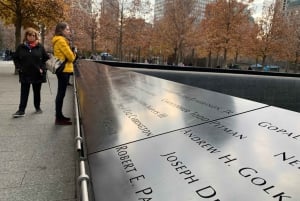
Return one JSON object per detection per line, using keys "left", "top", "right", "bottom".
{"left": 54, "top": 22, "right": 69, "bottom": 36}
{"left": 23, "top": 27, "right": 39, "bottom": 42}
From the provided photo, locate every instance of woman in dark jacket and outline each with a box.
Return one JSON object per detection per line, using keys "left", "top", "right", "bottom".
{"left": 13, "top": 27, "right": 49, "bottom": 117}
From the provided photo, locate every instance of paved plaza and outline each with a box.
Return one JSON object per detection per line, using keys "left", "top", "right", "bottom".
{"left": 0, "top": 61, "right": 77, "bottom": 201}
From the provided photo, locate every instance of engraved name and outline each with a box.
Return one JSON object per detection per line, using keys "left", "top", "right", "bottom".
{"left": 127, "top": 94, "right": 168, "bottom": 118}
{"left": 182, "top": 129, "right": 221, "bottom": 154}
{"left": 161, "top": 98, "right": 190, "bottom": 113}
{"left": 239, "top": 167, "right": 292, "bottom": 200}
{"left": 116, "top": 145, "right": 153, "bottom": 200}
{"left": 164, "top": 89, "right": 234, "bottom": 115}
{"left": 161, "top": 151, "right": 220, "bottom": 200}
{"left": 274, "top": 152, "right": 300, "bottom": 170}
{"left": 208, "top": 120, "right": 247, "bottom": 140}
{"left": 118, "top": 104, "right": 152, "bottom": 136}
{"left": 258, "top": 122, "right": 300, "bottom": 141}
{"left": 189, "top": 113, "right": 247, "bottom": 140}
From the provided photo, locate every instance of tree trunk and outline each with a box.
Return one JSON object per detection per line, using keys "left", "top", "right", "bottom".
{"left": 91, "top": 26, "right": 95, "bottom": 53}
{"left": 207, "top": 50, "right": 211, "bottom": 68}
{"left": 40, "top": 24, "right": 46, "bottom": 45}
{"left": 223, "top": 48, "right": 227, "bottom": 68}
{"left": 234, "top": 50, "right": 238, "bottom": 64}
{"left": 14, "top": 20, "right": 22, "bottom": 50}
{"left": 178, "top": 40, "right": 183, "bottom": 65}
{"left": 118, "top": 4, "right": 124, "bottom": 61}
{"left": 294, "top": 54, "right": 298, "bottom": 73}
{"left": 216, "top": 51, "right": 220, "bottom": 68}
{"left": 191, "top": 48, "right": 194, "bottom": 66}
{"left": 14, "top": 1, "right": 22, "bottom": 50}
{"left": 14, "top": 5, "right": 22, "bottom": 74}
{"left": 174, "top": 47, "right": 178, "bottom": 65}
{"left": 262, "top": 55, "right": 267, "bottom": 67}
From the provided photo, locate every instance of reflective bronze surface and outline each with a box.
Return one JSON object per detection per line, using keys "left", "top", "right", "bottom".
{"left": 76, "top": 61, "right": 267, "bottom": 153}
{"left": 75, "top": 61, "right": 300, "bottom": 201}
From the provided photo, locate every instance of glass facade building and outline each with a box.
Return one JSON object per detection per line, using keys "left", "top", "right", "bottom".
{"left": 154, "top": 0, "right": 215, "bottom": 22}
{"left": 281, "top": 0, "right": 300, "bottom": 20}
{"left": 288, "top": 0, "right": 300, "bottom": 7}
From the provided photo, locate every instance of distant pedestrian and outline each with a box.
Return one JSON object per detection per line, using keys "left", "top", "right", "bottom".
{"left": 52, "top": 22, "right": 76, "bottom": 125}
{"left": 4, "top": 49, "right": 12, "bottom": 61}
{"left": 13, "top": 27, "right": 49, "bottom": 118}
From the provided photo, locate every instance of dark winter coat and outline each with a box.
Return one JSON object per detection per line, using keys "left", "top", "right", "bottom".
{"left": 14, "top": 42, "right": 49, "bottom": 83}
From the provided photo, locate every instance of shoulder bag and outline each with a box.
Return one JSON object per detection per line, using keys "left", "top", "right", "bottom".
{"left": 46, "top": 54, "right": 66, "bottom": 74}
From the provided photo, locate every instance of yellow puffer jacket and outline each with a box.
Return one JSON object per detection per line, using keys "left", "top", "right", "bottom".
{"left": 52, "top": 36, "right": 76, "bottom": 73}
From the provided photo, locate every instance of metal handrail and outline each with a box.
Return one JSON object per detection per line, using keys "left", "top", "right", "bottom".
{"left": 74, "top": 76, "right": 82, "bottom": 151}
{"left": 79, "top": 160, "right": 90, "bottom": 201}
{"left": 73, "top": 74, "right": 90, "bottom": 201}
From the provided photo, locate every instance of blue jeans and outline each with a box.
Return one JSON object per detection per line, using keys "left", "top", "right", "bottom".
{"left": 55, "top": 72, "right": 69, "bottom": 118}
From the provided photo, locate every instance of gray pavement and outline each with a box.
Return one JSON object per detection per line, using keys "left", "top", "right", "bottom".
{"left": 0, "top": 61, "right": 77, "bottom": 201}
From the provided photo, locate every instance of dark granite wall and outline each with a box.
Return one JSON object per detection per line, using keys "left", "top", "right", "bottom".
{"left": 122, "top": 68, "right": 300, "bottom": 113}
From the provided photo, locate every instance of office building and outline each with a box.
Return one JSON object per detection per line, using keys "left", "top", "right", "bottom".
{"left": 154, "top": 0, "right": 215, "bottom": 22}
{"left": 281, "top": 0, "right": 300, "bottom": 19}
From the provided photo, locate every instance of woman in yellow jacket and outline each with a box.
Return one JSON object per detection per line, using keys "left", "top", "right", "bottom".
{"left": 52, "top": 22, "right": 76, "bottom": 125}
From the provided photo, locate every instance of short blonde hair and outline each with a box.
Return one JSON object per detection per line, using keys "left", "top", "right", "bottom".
{"left": 23, "top": 27, "right": 39, "bottom": 42}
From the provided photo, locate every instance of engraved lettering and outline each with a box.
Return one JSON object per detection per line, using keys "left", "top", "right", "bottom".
{"left": 160, "top": 152, "right": 176, "bottom": 157}
{"left": 218, "top": 154, "right": 237, "bottom": 166}
{"left": 116, "top": 146, "right": 153, "bottom": 200}
{"left": 190, "top": 112, "right": 210, "bottom": 122}
{"left": 126, "top": 94, "right": 168, "bottom": 118}
{"left": 274, "top": 152, "right": 295, "bottom": 161}
{"left": 115, "top": 146, "right": 137, "bottom": 173}
{"left": 258, "top": 122, "right": 299, "bottom": 141}
{"left": 273, "top": 192, "right": 292, "bottom": 201}
{"left": 115, "top": 145, "right": 127, "bottom": 152}
{"left": 182, "top": 130, "right": 221, "bottom": 154}
{"left": 135, "top": 187, "right": 153, "bottom": 201}
{"left": 274, "top": 152, "right": 300, "bottom": 169}
{"left": 118, "top": 104, "right": 152, "bottom": 136}
{"left": 175, "top": 165, "right": 187, "bottom": 171}
{"left": 196, "top": 186, "right": 220, "bottom": 200}
{"left": 130, "top": 175, "right": 145, "bottom": 184}
{"left": 208, "top": 121, "right": 247, "bottom": 140}
{"left": 161, "top": 98, "right": 190, "bottom": 112}
{"left": 165, "top": 89, "right": 233, "bottom": 114}
{"left": 263, "top": 185, "right": 275, "bottom": 194}
{"left": 138, "top": 198, "right": 152, "bottom": 201}
{"left": 160, "top": 152, "right": 199, "bottom": 184}
{"left": 136, "top": 187, "right": 153, "bottom": 194}
{"left": 161, "top": 151, "right": 220, "bottom": 199}
{"left": 121, "top": 159, "right": 133, "bottom": 165}
{"left": 289, "top": 160, "right": 300, "bottom": 167}
{"left": 239, "top": 167, "right": 292, "bottom": 200}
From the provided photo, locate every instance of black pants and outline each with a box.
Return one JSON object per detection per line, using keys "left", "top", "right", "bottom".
{"left": 19, "top": 82, "right": 42, "bottom": 112}
{"left": 55, "top": 72, "right": 69, "bottom": 118}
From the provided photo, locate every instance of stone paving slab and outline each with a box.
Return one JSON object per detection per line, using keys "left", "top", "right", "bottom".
{"left": 0, "top": 61, "right": 77, "bottom": 201}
